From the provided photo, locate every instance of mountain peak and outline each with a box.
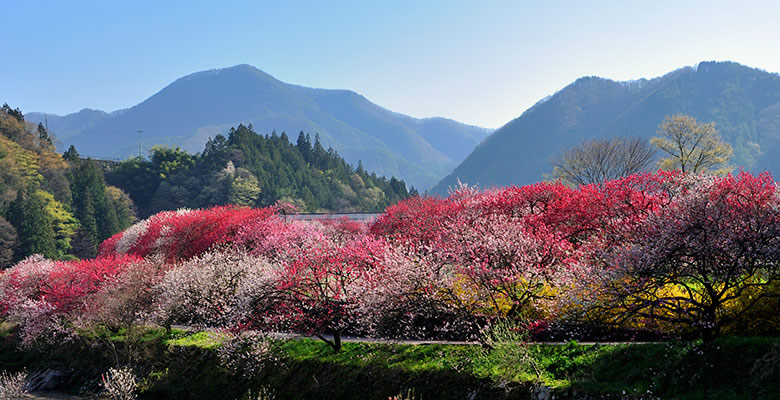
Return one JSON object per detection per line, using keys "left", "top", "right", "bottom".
{"left": 174, "top": 63, "right": 276, "bottom": 84}
{"left": 27, "top": 64, "right": 490, "bottom": 190}
{"left": 432, "top": 61, "right": 780, "bottom": 194}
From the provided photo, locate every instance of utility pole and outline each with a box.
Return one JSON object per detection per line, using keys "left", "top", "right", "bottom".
{"left": 137, "top": 130, "right": 142, "bottom": 158}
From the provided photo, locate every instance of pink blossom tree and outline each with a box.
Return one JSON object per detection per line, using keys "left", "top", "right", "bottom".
{"left": 264, "top": 233, "right": 390, "bottom": 352}
{"left": 596, "top": 172, "right": 780, "bottom": 340}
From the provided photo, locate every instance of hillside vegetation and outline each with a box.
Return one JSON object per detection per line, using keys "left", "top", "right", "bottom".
{"left": 0, "top": 104, "right": 134, "bottom": 265}
{"left": 107, "top": 124, "right": 411, "bottom": 217}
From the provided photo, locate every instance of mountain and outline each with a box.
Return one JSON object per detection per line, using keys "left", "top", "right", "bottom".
{"left": 27, "top": 65, "right": 491, "bottom": 190}
{"left": 432, "top": 61, "right": 780, "bottom": 194}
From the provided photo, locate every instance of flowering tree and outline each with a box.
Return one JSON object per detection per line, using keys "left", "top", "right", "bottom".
{"left": 78, "top": 256, "right": 166, "bottom": 332}
{"left": 367, "top": 247, "right": 486, "bottom": 341}
{"left": 153, "top": 248, "right": 276, "bottom": 330}
{"left": 597, "top": 172, "right": 780, "bottom": 339}
{"left": 99, "top": 205, "right": 281, "bottom": 262}
{"left": 370, "top": 194, "right": 463, "bottom": 252}
{"left": 267, "top": 233, "right": 389, "bottom": 352}
{"left": 0, "top": 254, "right": 142, "bottom": 346}
{"left": 4, "top": 170, "right": 778, "bottom": 349}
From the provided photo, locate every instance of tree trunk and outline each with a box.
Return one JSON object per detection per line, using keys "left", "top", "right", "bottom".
{"left": 316, "top": 331, "right": 343, "bottom": 353}
{"left": 333, "top": 331, "right": 342, "bottom": 353}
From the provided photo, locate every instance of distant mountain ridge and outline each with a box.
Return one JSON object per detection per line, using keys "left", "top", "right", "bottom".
{"left": 28, "top": 64, "right": 491, "bottom": 190}
{"left": 432, "top": 61, "right": 780, "bottom": 194}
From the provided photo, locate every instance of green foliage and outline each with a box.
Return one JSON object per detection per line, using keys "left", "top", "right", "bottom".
{"left": 6, "top": 187, "right": 57, "bottom": 259}
{"left": 105, "top": 186, "right": 137, "bottom": 230}
{"left": 69, "top": 158, "right": 121, "bottom": 249}
{"left": 2, "top": 329, "right": 776, "bottom": 400}
{"left": 472, "top": 320, "right": 542, "bottom": 384}
{"left": 0, "top": 135, "right": 44, "bottom": 193}
{"left": 109, "top": 125, "right": 410, "bottom": 217}
{"left": 150, "top": 146, "right": 196, "bottom": 179}
{"left": 0, "top": 105, "right": 135, "bottom": 260}
{"left": 227, "top": 166, "right": 261, "bottom": 206}
{"left": 36, "top": 190, "right": 79, "bottom": 258}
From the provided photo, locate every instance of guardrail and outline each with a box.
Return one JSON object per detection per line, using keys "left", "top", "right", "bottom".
{"left": 284, "top": 213, "right": 381, "bottom": 222}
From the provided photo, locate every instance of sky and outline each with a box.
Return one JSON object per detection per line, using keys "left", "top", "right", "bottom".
{"left": 2, "top": 0, "right": 780, "bottom": 129}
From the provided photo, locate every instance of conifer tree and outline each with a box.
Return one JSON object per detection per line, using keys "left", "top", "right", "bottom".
{"left": 70, "top": 159, "right": 120, "bottom": 246}
{"left": 0, "top": 216, "right": 19, "bottom": 267}
{"left": 37, "top": 123, "right": 51, "bottom": 145}
{"left": 7, "top": 187, "right": 57, "bottom": 259}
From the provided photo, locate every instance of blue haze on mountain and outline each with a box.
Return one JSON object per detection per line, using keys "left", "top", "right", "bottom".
{"left": 28, "top": 64, "right": 491, "bottom": 190}
{"left": 432, "top": 61, "right": 780, "bottom": 194}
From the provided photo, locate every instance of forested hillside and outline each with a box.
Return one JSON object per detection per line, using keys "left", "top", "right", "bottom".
{"left": 0, "top": 104, "right": 135, "bottom": 265}
{"left": 433, "top": 61, "right": 780, "bottom": 193}
{"left": 108, "top": 124, "right": 412, "bottom": 218}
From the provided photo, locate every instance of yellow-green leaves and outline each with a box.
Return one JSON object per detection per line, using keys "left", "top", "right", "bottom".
{"left": 651, "top": 114, "right": 733, "bottom": 174}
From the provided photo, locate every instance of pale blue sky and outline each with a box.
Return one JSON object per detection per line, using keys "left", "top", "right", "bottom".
{"left": 2, "top": 0, "right": 779, "bottom": 128}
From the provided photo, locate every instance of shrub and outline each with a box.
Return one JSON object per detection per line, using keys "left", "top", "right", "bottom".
{"left": 473, "top": 319, "right": 542, "bottom": 384}
{"left": 0, "top": 369, "right": 27, "bottom": 399}
{"left": 101, "top": 366, "right": 137, "bottom": 400}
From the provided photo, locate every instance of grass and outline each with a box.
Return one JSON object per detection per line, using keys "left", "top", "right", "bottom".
{"left": 257, "top": 336, "right": 780, "bottom": 399}
{"left": 0, "top": 324, "right": 777, "bottom": 399}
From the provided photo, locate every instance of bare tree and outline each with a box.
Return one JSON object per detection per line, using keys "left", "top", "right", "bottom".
{"left": 551, "top": 137, "right": 656, "bottom": 186}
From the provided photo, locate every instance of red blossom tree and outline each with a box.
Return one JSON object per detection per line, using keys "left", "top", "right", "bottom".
{"left": 266, "top": 233, "right": 389, "bottom": 352}
{"left": 99, "top": 205, "right": 281, "bottom": 262}
{"left": 595, "top": 172, "right": 780, "bottom": 339}
{"left": 0, "top": 254, "right": 143, "bottom": 345}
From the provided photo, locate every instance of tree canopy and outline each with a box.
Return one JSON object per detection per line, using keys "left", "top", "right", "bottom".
{"left": 108, "top": 125, "right": 411, "bottom": 217}
{"left": 651, "top": 114, "right": 733, "bottom": 174}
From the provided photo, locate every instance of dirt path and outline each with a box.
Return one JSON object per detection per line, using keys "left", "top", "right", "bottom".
{"left": 175, "top": 325, "right": 655, "bottom": 346}
{"left": 25, "top": 393, "right": 93, "bottom": 400}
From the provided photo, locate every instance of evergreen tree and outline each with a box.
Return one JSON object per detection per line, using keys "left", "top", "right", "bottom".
{"left": 37, "top": 123, "right": 51, "bottom": 145}
{"left": 109, "top": 124, "right": 410, "bottom": 216}
{"left": 75, "top": 190, "right": 98, "bottom": 249}
{"left": 313, "top": 133, "right": 327, "bottom": 169}
{"left": 7, "top": 187, "right": 57, "bottom": 260}
{"left": 1, "top": 103, "right": 24, "bottom": 122}
{"left": 202, "top": 134, "right": 230, "bottom": 170}
{"left": 63, "top": 145, "right": 80, "bottom": 162}
{"left": 70, "top": 159, "right": 120, "bottom": 245}
{"left": 0, "top": 216, "right": 18, "bottom": 267}
{"left": 296, "top": 131, "right": 312, "bottom": 163}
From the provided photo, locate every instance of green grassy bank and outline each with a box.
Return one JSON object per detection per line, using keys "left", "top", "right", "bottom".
{"left": 1, "top": 326, "right": 777, "bottom": 399}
